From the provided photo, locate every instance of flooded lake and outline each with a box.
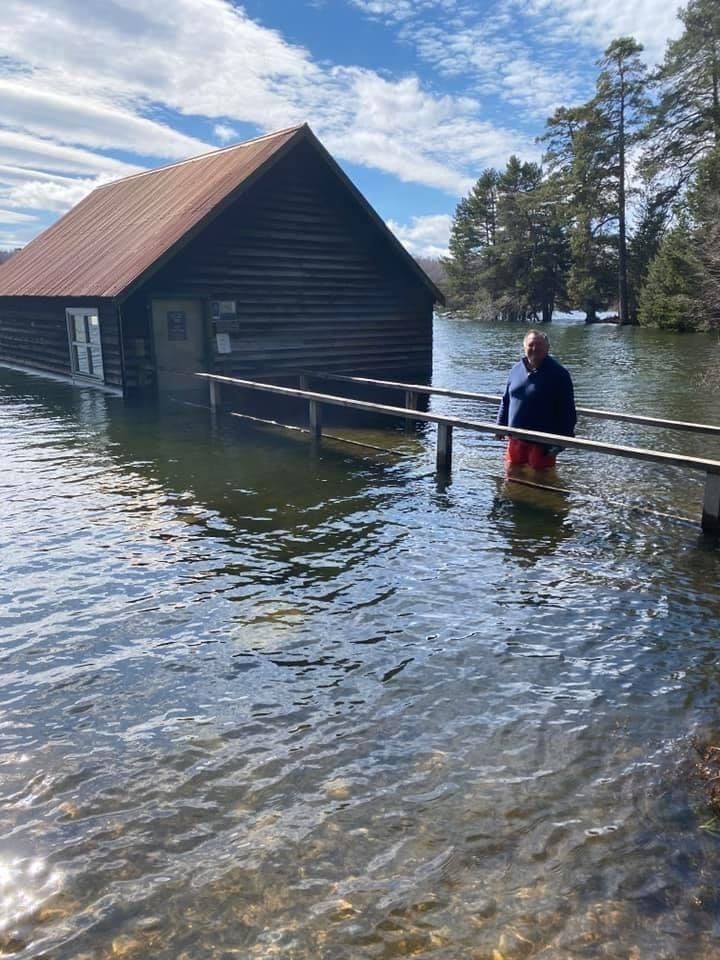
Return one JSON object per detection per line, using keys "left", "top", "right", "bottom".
{"left": 2, "top": 316, "right": 720, "bottom": 959}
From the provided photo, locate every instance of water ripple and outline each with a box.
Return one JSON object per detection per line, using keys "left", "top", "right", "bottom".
{"left": 2, "top": 325, "right": 720, "bottom": 957}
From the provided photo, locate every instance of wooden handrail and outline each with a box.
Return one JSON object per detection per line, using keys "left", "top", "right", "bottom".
{"left": 199, "top": 373, "right": 720, "bottom": 473}
{"left": 198, "top": 372, "right": 720, "bottom": 532}
{"left": 303, "top": 371, "right": 720, "bottom": 437}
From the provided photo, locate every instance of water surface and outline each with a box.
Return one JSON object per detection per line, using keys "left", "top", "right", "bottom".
{"left": 2, "top": 317, "right": 720, "bottom": 959}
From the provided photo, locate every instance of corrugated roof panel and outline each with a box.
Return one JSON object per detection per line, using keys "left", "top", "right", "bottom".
{"left": 0, "top": 126, "right": 303, "bottom": 298}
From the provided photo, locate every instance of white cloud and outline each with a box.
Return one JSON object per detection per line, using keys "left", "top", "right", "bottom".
{"left": 410, "top": 23, "right": 585, "bottom": 119}
{"left": 0, "top": 164, "right": 87, "bottom": 185}
{"left": 349, "top": 0, "right": 457, "bottom": 20}
{"left": 387, "top": 213, "right": 452, "bottom": 257}
{"left": 355, "top": 0, "right": 685, "bottom": 121}
{"left": 521, "top": 0, "right": 683, "bottom": 65}
{"left": 0, "top": 0, "right": 531, "bottom": 228}
{"left": 0, "top": 79, "right": 212, "bottom": 159}
{"left": 0, "top": 209, "right": 37, "bottom": 223}
{"left": 0, "top": 135, "right": 139, "bottom": 229}
{"left": 321, "top": 70, "right": 532, "bottom": 193}
{"left": 0, "top": 232, "right": 26, "bottom": 249}
{"left": 0, "top": 130, "right": 141, "bottom": 179}
{"left": 0, "top": 129, "right": 141, "bottom": 222}
{"left": 213, "top": 123, "right": 240, "bottom": 144}
{"left": 349, "top": 0, "right": 415, "bottom": 19}
{"left": 1, "top": 175, "right": 102, "bottom": 214}
{"left": 0, "top": 163, "right": 103, "bottom": 215}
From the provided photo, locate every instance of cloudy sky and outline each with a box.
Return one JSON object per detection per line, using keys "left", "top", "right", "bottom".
{"left": 1, "top": 0, "right": 684, "bottom": 257}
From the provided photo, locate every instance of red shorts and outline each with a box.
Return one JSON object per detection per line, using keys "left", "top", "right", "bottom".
{"left": 505, "top": 438, "right": 557, "bottom": 470}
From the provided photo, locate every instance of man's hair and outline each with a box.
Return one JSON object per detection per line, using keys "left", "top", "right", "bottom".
{"left": 523, "top": 329, "right": 550, "bottom": 348}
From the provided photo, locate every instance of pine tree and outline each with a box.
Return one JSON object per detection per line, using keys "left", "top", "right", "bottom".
{"left": 541, "top": 41, "right": 650, "bottom": 323}
{"left": 594, "top": 37, "right": 651, "bottom": 324}
{"left": 637, "top": 217, "right": 702, "bottom": 330}
{"left": 687, "top": 146, "right": 720, "bottom": 327}
{"left": 643, "top": 0, "right": 720, "bottom": 196}
{"left": 639, "top": 147, "right": 720, "bottom": 331}
{"left": 443, "top": 197, "right": 481, "bottom": 310}
{"left": 486, "top": 156, "right": 538, "bottom": 321}
{"left": 442, "top": 170, "right": 499, "bottom": 312}
{"left": 541, "top": 104, "right": 616, "bottom": 321}
{"left": 627, "top": 190, "right": 669, "bottom": 320}
{"left": 488, "top": 157, "right": 568, "bottom": 323}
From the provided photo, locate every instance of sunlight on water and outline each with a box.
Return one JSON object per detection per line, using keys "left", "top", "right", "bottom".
{"left": 0, "top": 857, "right": 63, "bottom": 932}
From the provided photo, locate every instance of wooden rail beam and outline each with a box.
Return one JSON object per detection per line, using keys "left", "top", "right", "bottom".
{"left": 304, "top": 371, "right": 720, "bottom": 437}
{"left": 198, "top": 373, "right": 720, "bottom": 472}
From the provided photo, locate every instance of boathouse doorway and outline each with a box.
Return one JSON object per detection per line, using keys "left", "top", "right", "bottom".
{"left": 151, "top": 298, "right": 206, "bottom": 402}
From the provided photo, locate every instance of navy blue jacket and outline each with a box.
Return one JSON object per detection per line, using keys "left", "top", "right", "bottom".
{"left": 497, "top": 355, "right": 576, "bottom": 438}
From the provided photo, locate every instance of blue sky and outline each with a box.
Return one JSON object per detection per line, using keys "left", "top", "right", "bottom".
{"left": 1, "top": 0, "right": 684, "bottom": 257}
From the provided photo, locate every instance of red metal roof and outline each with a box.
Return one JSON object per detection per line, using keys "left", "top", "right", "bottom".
{"left": 0, "top": 125, "right": 304, "bottom": 298}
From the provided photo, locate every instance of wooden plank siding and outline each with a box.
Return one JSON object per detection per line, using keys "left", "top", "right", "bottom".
{"left": 0, "top": 296, "right": 123, "bottom": 388}
{"left": 143, "top": 140, "right": 433, "bottom": 383}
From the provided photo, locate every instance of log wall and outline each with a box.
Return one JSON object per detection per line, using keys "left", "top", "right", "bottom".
{"left": 0, "top": 297, "right": 123, "bottom": 388}
{"left": 144, "top": 140, "right": 434, "bottom": 382}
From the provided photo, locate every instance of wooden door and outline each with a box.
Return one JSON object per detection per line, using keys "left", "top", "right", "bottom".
{"left": 151, "top": 299, "right": 206, "bottom": 401}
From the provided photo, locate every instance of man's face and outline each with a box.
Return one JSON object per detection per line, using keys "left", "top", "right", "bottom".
{"left": 524, "top": 334, "right": 549, "bottom": 370}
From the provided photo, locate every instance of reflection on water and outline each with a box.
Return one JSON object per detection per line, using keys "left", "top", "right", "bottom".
{"left": 2, "top": 319, "right": 720, "bottom": 958}
{"left": 490, "top": 475, "right": 575, "bottom": 566}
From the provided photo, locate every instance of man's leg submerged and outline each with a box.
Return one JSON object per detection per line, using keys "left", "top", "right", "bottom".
{"left": 527, "top": 444, "right": 557, "bottom": 470}
{"left": 505, "top": 439, "right": 558, "bottom": 471}
{"left": 505, "top": 439, "right": 530, "bottom": 464}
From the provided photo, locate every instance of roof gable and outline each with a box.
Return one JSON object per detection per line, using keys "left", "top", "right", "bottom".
{"left": 0, "top": 124, "right": 443, "bottom": 303}
{"left": 299, "top": 128, "right": 444, "bottom": 304}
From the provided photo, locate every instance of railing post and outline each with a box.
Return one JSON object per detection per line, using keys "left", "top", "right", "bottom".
{"left": 436, "top": 422, "right": 452, "bottom": 474}
{"left": 405, "top": 389, "right": 418, "bottom": 432}
{"left": 208, "top": 378, "right": 220, "bottom": 419}
{"left": 309, "top": 399, "right": 322, "bottom": 439}
{"left": 299, "top": 375, "right": 322, "bottom": 440}
{"left": 702, "top": 470, "right": 720, "bottom": 533}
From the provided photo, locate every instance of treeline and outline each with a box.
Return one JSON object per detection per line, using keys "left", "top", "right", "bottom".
{"left": 415, "top": 256, "right": 448, "bottom": 292}
{"left": 443, "top": 0, "right": 720, "bottom": 330}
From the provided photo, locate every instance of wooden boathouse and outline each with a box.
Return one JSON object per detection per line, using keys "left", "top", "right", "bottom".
{"left": 0, "top": 124, "right": 442, "bottom": 402}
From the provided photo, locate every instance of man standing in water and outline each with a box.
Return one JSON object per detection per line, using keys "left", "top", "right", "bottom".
{"left": 496, "top": 329, "right": 576, "bottom": 470}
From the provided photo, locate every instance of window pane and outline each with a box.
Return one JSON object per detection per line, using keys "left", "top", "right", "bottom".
{"left": 73, "top": 315, "right": 86, "bottom": 342}
{"left": 76, "top": 345, "right": 91, "bottom": 375}
{"left": 67, "top": 309, "right": 104, "bottom": 381}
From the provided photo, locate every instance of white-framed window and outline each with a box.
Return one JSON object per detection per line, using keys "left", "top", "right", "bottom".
{"left": 66, "top": 308, "right": 105, "bottom": 382}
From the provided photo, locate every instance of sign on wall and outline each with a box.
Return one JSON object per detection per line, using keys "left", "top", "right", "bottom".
{"left": 216, "top": 332, "right": 231, "bottom": 354}
{"left": 167, "top": 311, "right": 187, "bottom": 341}
{"left": 210, "top": 300, "right": 237, "bottom": 320}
